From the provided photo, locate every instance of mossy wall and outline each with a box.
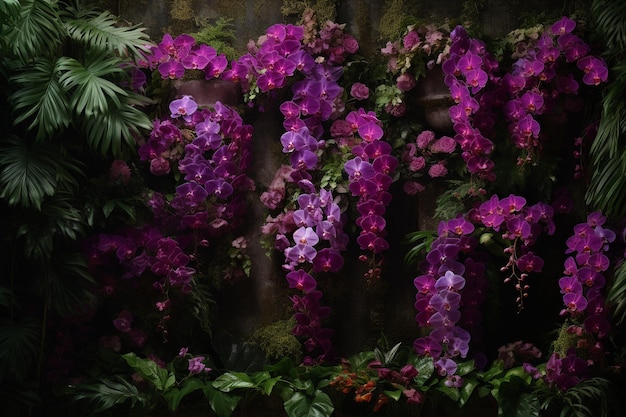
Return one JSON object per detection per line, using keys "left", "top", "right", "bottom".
{"left": 113, "top": 0, "right": 590, "bottom": 54}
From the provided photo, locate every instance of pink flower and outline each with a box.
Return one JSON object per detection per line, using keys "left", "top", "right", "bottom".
{"left": 409, "top": 156, "right": 426, "bottom": 172}
{"left": 150, "top": 157, "right": 171, "bottom": 176}
{"left": 349, "top": 82, "right": 369, "bottom": 100}
{"left": 416, "top": 130, "right": 435, "bottom": 149}
{"left": 403, "top": 30, "right": 420, "bottom": 50}
{"left": 396, "top": 72, "right": 417, "bottom": 92}
{"left": 188, "top": 356, "right": 210, "bottom": 374}
{"left": 429, "top": 136, "right": 456, "bottom": 153}
{"left": 343, "top": 35, "right": 359, "bottom": 53}
{"left": 109, "top": 160, "right": 131, "bottom": 184}
{"left": 428, "top": 162, "right": 448, "bottom": 178}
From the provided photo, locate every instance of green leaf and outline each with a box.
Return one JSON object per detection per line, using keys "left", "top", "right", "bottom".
{"left": 63, "top": 9, "right": 151, "bottom": 59}
{"left": 252, "top": 371, "right": 282, "bottom": 396}
{"left": 456, "top": 360, "right": 475, "bottom": 377}
{"left": 412, "top": 356, "right": 435, "bottom": 386}
{"left": 39, "top": 252, "right": 96, "bottom": 318}
{"left": 436, "top": 385, "right": 460, "bottom": 402}
{"left": 383, "top": 389, "right": 403, "bottom": 401}
{"left": 122, "top": 353, "right": 172, "bottom": 391}
{"left": 284, "top": 390, "right": 334, "bottom": 417}
{"left": 212, "top": 372, "right": 255, "bottom": 392}
{"left": 6, "top": 0, "right": 62, "bottom": 62}
{"left": 57, "top": 54, "right": 127, "bottom": 117}
{"left": 9, "top": 60, "right": 71, "bottom": 140}
{"left": 459, "top": 378, "right": 478, "bottom": 406}
{"left": 0, "top": 317, "right": 40, "bottom": 381}
{"left": 72, "top": 376, "right": 150, "bottom": 413}
{"left": 204, "top": 385, "right": 241, "bottom": 417}
{"left": 163, "top": 378, "right": 206, "bottom": 411}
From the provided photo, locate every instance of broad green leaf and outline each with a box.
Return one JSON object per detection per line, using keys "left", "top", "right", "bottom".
{"left": 459, "top": 378, "right": 478, "bottom": 406}
{"left": 383, "top": 389, "right": 403, "bottom": 401}
{"left": 436, "top": 385, "right": 460, "bottom": 402}
{"left": 204, "top": 385, "right": 241, "bottom": 417}
{"left": 212, "top": 372, "right": 255, "bottom": 392}
{"left": 122, "top": 353, "right": 171, "bottom": 391}
{"left": 456, "top": 360, "right": 475, "bottom": 376}
{"left": 163, "top": 378, "right": 206, "bottom": 411}
{"left": 412, "top": 356, "right": 435, "bottom": 386}
{"left": 284, "top": 390, "right": 334, "bottom": 417}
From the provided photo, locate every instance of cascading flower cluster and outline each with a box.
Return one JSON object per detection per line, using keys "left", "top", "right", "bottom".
{"left": 441, "top": 17, "right": 608, "bottom": 184}
{"left": 544, "top": 212, "right": 615, "bottom": 390}
{"left": 140, "top": 99, "right": 255, "bottom": 243}
{"left": 470, "top": 194, "right": 556, "bottom": 309}
{"left": 85, "top": 99, "right": 254, "bottom": 348}
{"left": 413, "top": 217, "right": 486, "bottom": 381}
{"left": 250, "top": 15, "right": 359, "bottom": 363}
{"left": 441, "top": 25, "right": 498, "bottom": 182}
{"left": 342, "top": 109, "right": 398, "bottom": 276}
{"left": 138, "top": 33, "right": 229, "bottom": 80}
{"left": 413, "top": 194, "right": 558, "bottom": 377}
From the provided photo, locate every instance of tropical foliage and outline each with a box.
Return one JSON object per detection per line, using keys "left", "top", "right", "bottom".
{"left": 0, "top": 1, "right": 152, "bottom": 415}
{"left": 1, "top": 1, "right": 625, "bottom": 417}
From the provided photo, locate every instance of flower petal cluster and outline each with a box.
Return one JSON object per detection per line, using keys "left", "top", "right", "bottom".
{"left": 400, "top": 129, "right": 457, "bottom": 194}
{"left": 138, "top": 33, "right": 228, "bottom": 80}
{"left": 343, "top": 109, "right": 398, "bottom": 265}
{"left": 442, "top": 17, "right": 608, "bottom": 180}
{"left": 413, "top": 217, "right": 487, "bottom": 375}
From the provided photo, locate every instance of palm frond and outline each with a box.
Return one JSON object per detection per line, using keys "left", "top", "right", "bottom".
{"left": 37, "top": 252, "right": 95, "bottom": 318}
{"left": 6, "top": 0, "right": 63, "bottom": 62}
{"left": 72, "top": 376, "right": 151, "bottom": 414}
{"left": 82, "top": 93, "right": 153, "bottom": 156}
{"left": 15, "top": 193, "right": 87, "bottom": 261}
{"left": 589, "top": 62, "right": 626, "bottom": 161}
{"left": 57, "top": 52, "right": 128, "bottom": 117}
{"left": 9, "top": 59, "right": 71, "bottom": 140}
{"left": 0, "top": 317, "right": 40, "bottom": 382}
{"left": 0, "top": 0, "right": 20, "bottom": 25}
{"left": 0, "top": 136, "right": 83, "bottom": 209}
{"left": 0, "top": 136, "right": 60, "bottom": 209}
{"left": 63, "top": 9, "right": 152, "bottom": 59}
{"left": 585, "top": 153, "right": 626, "bottom": 218}
{"left": 592, "top": 0, "right": 626, "bottom": 50}
{"left": 606, "top": 261, "right": 626, "bottom": 325}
